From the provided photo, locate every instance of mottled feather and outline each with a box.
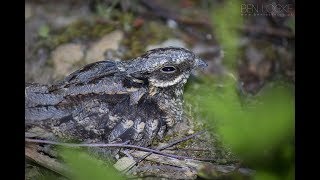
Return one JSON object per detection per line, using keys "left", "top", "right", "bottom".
{"left": 25, "top": 47, "right": 207, "bottom": 147}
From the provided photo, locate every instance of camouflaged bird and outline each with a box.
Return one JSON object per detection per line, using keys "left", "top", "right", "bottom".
{"left": 25, "top": 47, "right": 207, "bottom": 147}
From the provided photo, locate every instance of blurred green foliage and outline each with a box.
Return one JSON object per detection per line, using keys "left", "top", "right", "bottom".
{"left": 33, "top": 0, "right": 294, "bottom": 179}
{"left": 95, "top": 0, "right": 134, "bottom": 32}
{"left": 185, "top": 0, "right": 295, "bottom": 179}
{"left": 285, "top": 17, "right": 295, "bottom": 35}
{"left": 95, "top": 0, "right": 120, "bottom": 19}
{"left": 211, "top": 1, "right": 243, "bottom": 69}
{"left": 38, "top": 24, "right": 50, "bottom": 38}
{"left": 185, "top": 76, "right": 294, "bottom": 179}
{"left": 58, "top": 148, "right": 124, "bottom": 180}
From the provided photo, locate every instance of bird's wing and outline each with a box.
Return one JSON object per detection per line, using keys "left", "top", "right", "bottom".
{"left": 51, "top": 61, "right": 121, "bottom": 89}
{"left": 25, "top": 60, "right": 147, "bottom": 123}
{"left": 48, "top": 60, "right": 147, "bottom": 101}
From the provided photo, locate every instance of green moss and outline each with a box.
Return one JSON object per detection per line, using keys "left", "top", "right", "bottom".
{"left": 183, "top": 75, "right": 240, "bottom": 163}
{"left": 38, "top": 24, "right": 50, "bottom": 38}
{"left": 121, "top": 21, "right": 175, "bottom": 59}
{"left": 118, "top": 12, "right": 134, "bottom": 32}
{"left": 34, "top": 10, "right": 139, "bottom": 54}
{"left": 35, "top": 11, "right": 175, "bottom": 63}
{"left": 37, "top": 20, "right": 117, "bottom": 51}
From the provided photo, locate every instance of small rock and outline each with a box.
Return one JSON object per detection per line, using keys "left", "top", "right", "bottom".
{"left": 187, "top": 129, "right": 194, "bottom": 135}
{"left": 51, "top": 43, "right": 85, "bottom": 77}
{"left": 167, "top": 19, "right": 178, "bottom": 29}
{"left": 113, "top": 157, "right": 136, "bottom": 172}
{"left": 86, "top": 30, "right": 124, "bottom": 63}
{"left": 206, "top": 33, "right": 213, "bottom": 40}
{"left": 146, "top": 39, "right": 186, "bottom": 51}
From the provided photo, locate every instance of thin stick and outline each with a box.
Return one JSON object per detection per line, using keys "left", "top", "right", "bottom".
{"left": 240, "top": 25, "right": 294, "bottom": 38}
{"left": 25, "top": 145, "right": 72, "bottom": 178}
{"left": 123, "top": 131, "right": 205, "bottom": 173}
{"left": 158, "top": 131, "right": 204, "bottom": 150}
{"left": 25, "top": 137, "right": 205, "bottom": 161}
{"left": 165, "top": 147, "right": 210, "bottom": 151}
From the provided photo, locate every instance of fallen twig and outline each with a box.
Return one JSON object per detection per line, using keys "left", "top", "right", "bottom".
{"left": 122, "top": 131, "right": 205, "bottom": 173}
{"left": 165, "top": 147, "right": 211, "bottom": 151}
{"left": 129, "top": 164, "right": 197, "bottom": 179}
{"left": 140, "top": 0, "right": 210, "bottom": 27}
{"left": 25, "top": 136, "right": 208, "bottom": 161}
{"left": 240, "top": 25, "right": 294, "bottom": 38}
{"left": 158, "top": 131, "right": 205, "bottom": 149}
{"left": 129, "top": 150, "right": 254, "bottom": 177}
{"left": 25, "top": 144, "right": 72, "bottom": 178}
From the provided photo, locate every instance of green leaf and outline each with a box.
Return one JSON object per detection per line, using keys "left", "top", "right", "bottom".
{"left": 38, "top": 25, "right": 50, "bottom": 38}
{"left": 59, "top": 148, "right": 124, "bottom": 180}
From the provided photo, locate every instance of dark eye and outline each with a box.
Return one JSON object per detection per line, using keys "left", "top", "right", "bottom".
{"left": 161, "top": 66, "right": 176, "bottom": 73}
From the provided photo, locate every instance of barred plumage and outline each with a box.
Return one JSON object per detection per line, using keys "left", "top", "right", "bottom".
{"left": 25, "top": 47, "right": 207, "bottom": 147}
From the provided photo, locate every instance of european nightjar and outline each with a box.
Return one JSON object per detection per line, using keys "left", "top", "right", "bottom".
{"left": 25, "top": 47, "right": 207, "bottom": 147}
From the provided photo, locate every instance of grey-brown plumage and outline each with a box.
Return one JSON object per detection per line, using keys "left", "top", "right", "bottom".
{"left": 25, "top": 47, "right": 207, "bottom": 147}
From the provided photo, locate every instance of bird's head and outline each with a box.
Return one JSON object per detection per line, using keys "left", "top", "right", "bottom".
{"left": 127, "top": 47, "right": 207, "bottom": 88}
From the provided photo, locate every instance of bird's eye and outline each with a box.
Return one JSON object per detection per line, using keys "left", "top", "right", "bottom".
{"left": 161, "top": 66, "right": 176, "bottom": 73}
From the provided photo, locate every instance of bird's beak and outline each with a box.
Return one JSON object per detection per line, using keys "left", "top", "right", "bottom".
{"left": 194, "top": 57, "right": 208, "bottom": 70}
